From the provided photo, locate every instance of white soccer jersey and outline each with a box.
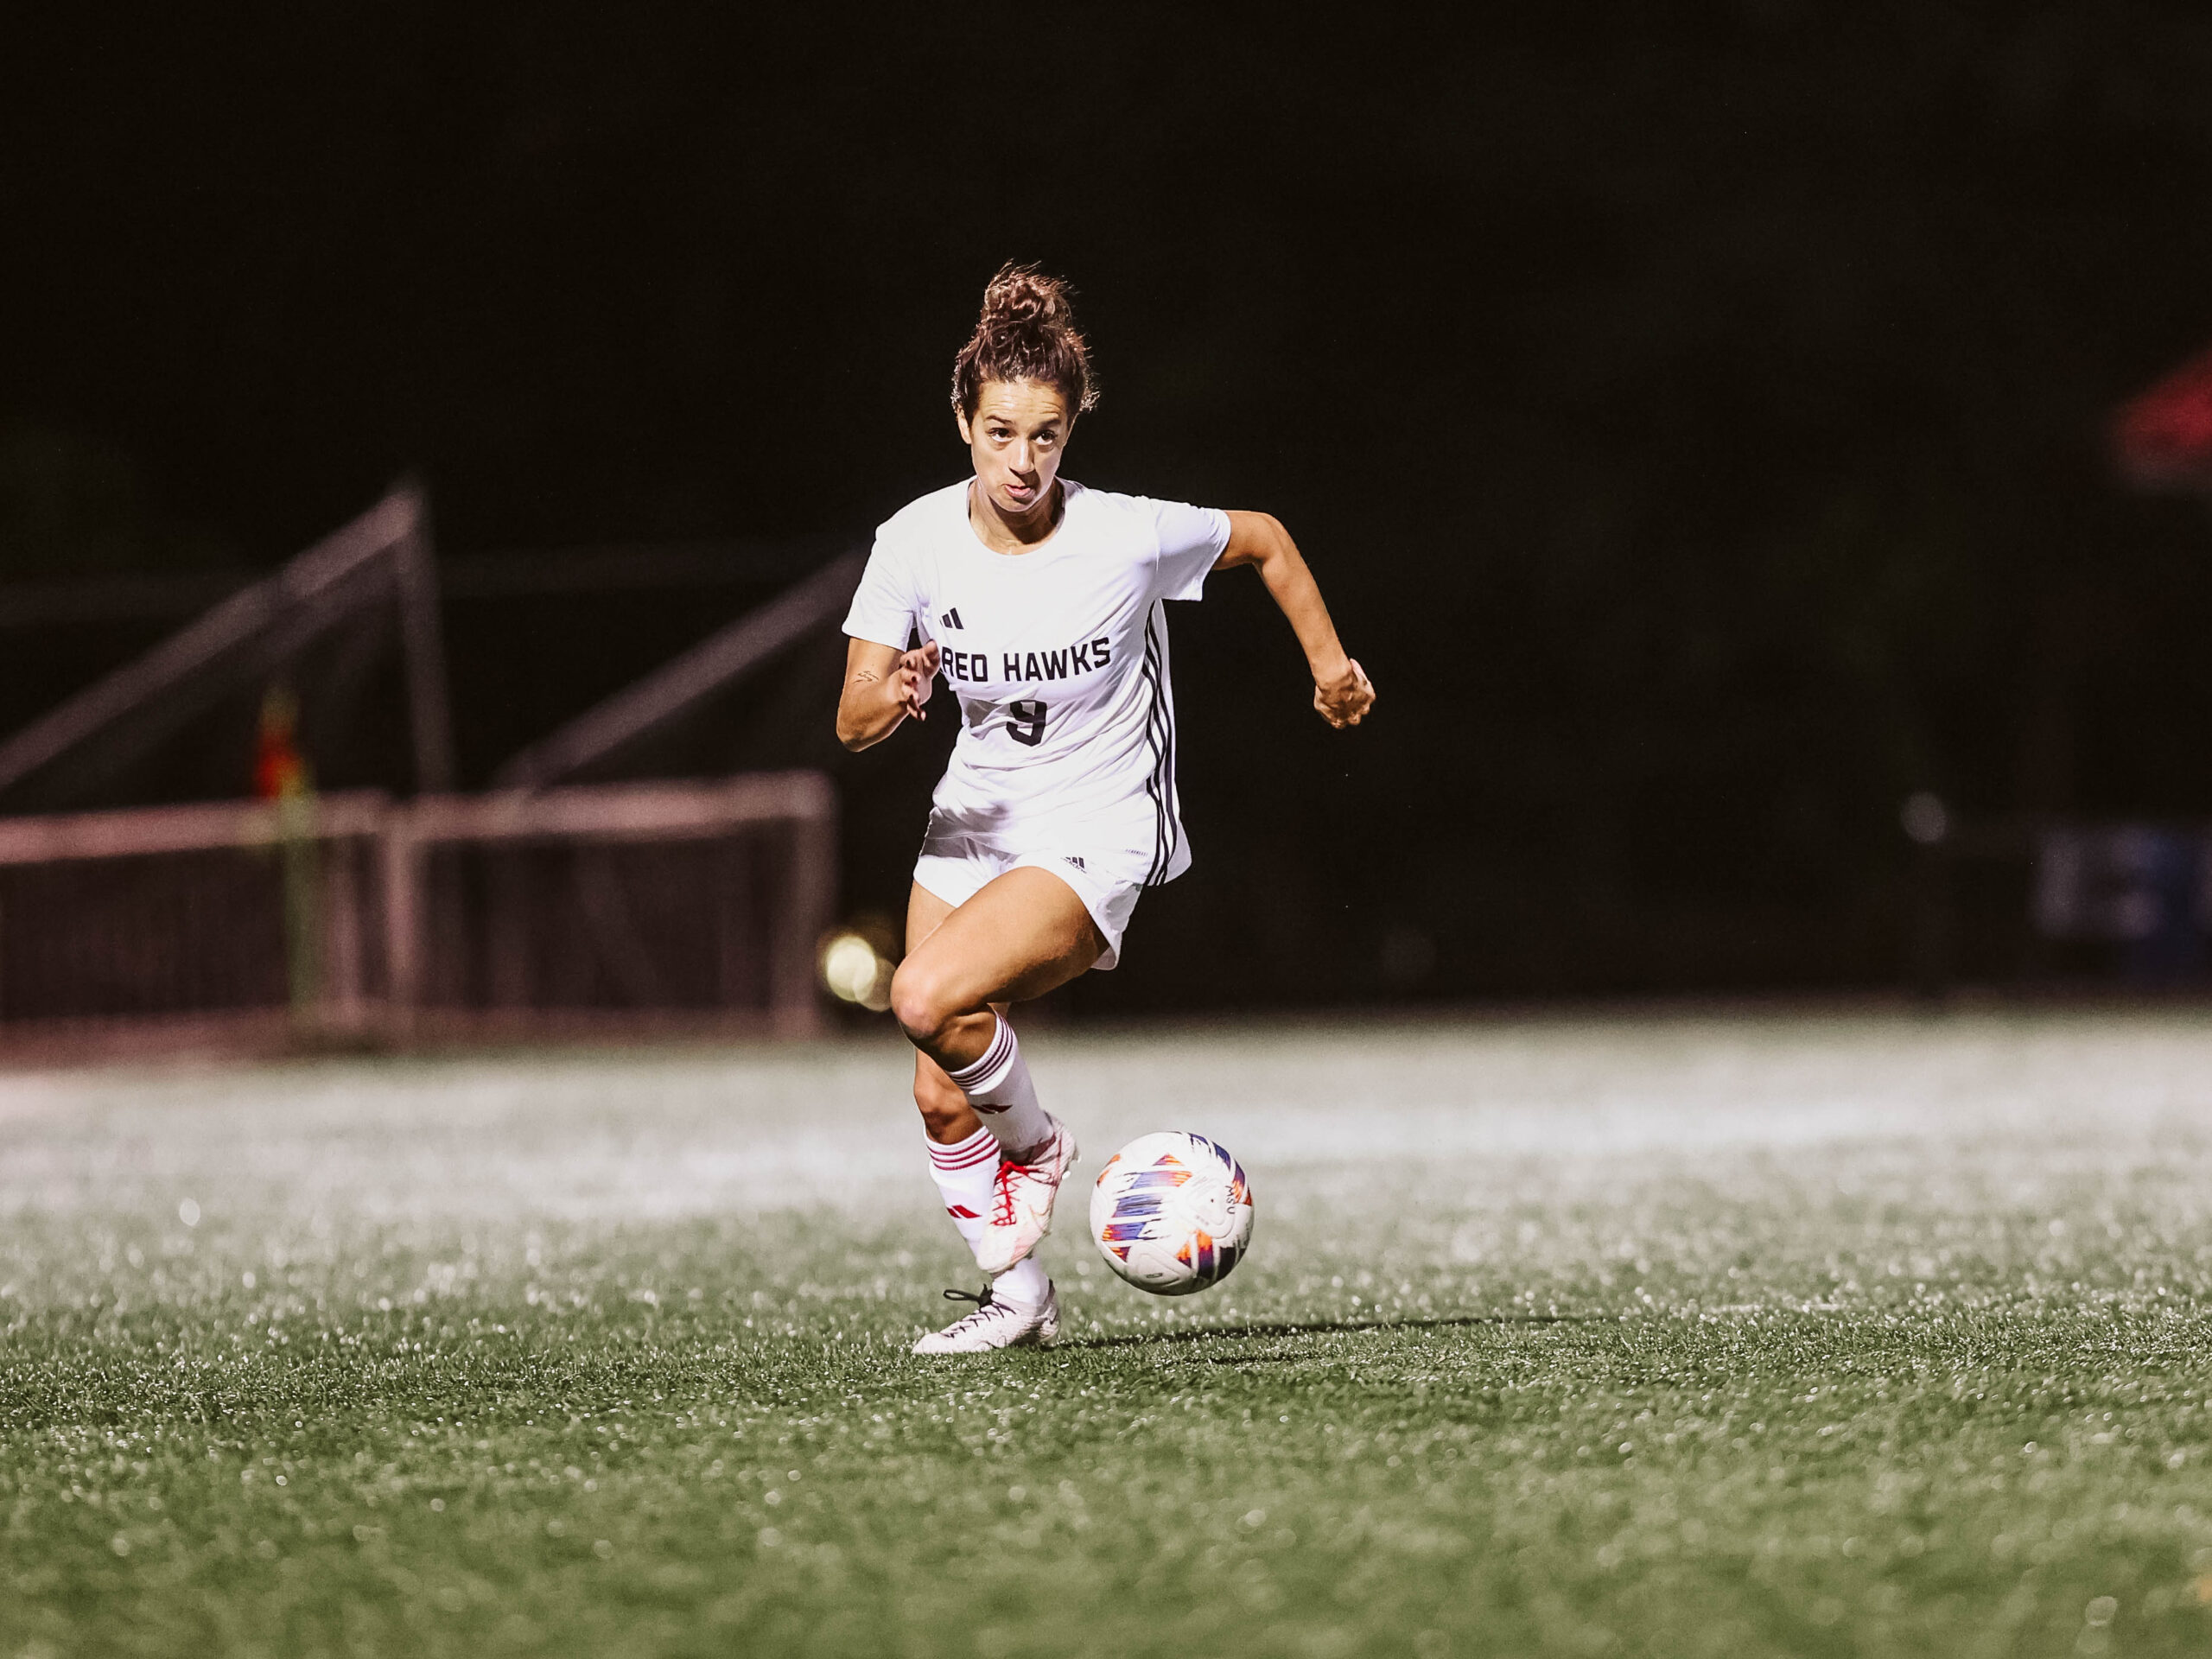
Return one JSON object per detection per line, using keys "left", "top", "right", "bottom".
{"left": 842, "top": 479, "right": 1230, "bottom": 886}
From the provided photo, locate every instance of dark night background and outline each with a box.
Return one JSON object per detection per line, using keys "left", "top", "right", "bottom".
{"left": 4, "top": 3, "right": 2212, "bottom": 1011}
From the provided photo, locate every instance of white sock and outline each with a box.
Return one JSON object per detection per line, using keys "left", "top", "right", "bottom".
{"left": 925, "top": 1126, "right": 999, "bottom": 1267}
{"left": 944, "top": 1015, "right": 1052, "bottom": 1159}
{"left": 991, "top": 1255, "right": 1049, "bottom": 1312}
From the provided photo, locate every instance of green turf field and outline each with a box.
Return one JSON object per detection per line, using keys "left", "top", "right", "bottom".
{"left": 6, "top": 1012, "right": 2212, "bottom": 1656}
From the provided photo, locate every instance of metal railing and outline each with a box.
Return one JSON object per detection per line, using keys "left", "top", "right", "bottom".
{"left": 0, "top": 772, "right": 834, "bottom": 1052}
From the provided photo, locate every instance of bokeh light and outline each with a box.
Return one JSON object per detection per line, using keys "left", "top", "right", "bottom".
{"left": 818, "top": 930, "right": 892, "bottom": 1011}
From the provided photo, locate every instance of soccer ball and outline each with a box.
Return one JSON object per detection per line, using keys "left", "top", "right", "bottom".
{"left": 1089, "top": 1131, "right": 1255, "bottom": 1294}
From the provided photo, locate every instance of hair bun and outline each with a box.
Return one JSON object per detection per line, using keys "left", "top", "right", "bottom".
{"left": 952, "top": 262, "right": 1096, "bottom": 416}
{"left": 982, "top": 263, "right": 1071, "bottom": 333}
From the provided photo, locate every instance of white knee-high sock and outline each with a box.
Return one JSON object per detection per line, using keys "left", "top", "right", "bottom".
{"left": 923, "top": 1127, "right": 1049, "bottom": 1310}
{"left": 944, "top": 1015, "right": 1052, "bottom": 1159}
{"left": 991, "top": 1255, "right": 1049, "bottom": 1310}
{"left": 925, "top": 1126, "right": 999, "bottom": 1264}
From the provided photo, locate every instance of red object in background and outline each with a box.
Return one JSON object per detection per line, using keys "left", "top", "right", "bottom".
{"left": 254, "top": 693, "right": 306, "bottom": 801}
{"left": 2114, "top": 343, "right": 2212, "bottom": 492}
{"left": 253, "top": 728, "right": 303, "bottom": 800}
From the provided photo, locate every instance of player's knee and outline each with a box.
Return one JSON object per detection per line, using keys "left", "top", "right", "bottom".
{"left": 889, "top": 960, "right": 957, "bottom": 1047}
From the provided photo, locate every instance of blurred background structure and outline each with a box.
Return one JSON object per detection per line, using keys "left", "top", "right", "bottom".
{"left": 3, "top": 3, "right": 2212, "bottom": 1044}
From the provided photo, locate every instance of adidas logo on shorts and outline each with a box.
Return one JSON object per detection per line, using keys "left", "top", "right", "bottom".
{"left": 1062, "top": 855, "right": 1086, "bottom": 870}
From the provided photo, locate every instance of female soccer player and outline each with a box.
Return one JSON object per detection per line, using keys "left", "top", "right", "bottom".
{"left": 837, "top": 265, "right": 1375, "bottom": 1353}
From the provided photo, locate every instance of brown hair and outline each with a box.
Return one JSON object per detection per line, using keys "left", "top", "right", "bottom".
{"left": 950, "top": 263, "right": 1096, "bottom": 420}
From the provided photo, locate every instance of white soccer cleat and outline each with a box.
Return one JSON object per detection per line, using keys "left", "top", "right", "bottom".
{"left": 975, "top": 1115, "right": 1077, "bottom": 1274}
{"left": 911, "top": 1280, "right": 1059, "bottom": 1355}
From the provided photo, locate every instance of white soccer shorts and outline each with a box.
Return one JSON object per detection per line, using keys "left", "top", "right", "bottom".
{"left": 912, "top": 828, "right": 1150, "bottom": 970}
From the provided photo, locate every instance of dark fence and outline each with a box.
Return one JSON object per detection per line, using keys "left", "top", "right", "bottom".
{"left": 0, "top": 774, "right": 834, "bottom": 1051}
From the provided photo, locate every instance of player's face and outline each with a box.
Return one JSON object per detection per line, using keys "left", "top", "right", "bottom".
{"left": 957, "top": 379, "right": 1072, "bottom": 520}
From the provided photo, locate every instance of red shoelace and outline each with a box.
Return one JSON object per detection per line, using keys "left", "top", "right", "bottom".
{"left": 990, "top": 1160, "right": 1023, "bottom": 1227}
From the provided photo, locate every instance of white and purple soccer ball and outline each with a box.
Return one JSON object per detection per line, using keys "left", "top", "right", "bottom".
{"left": 1089, "top": 1130, "right": 1255, "bottom": 1295}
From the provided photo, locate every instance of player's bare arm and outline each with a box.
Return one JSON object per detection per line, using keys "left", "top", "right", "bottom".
{"left": 1216, "top": 510, "right": 1376, "bottom": 728}
{"left": 836, "top": 637, "right": 941, "bottom": 751}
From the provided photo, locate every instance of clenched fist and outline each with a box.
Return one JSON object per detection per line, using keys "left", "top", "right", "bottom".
{"left": 1313, "top": 658, "right": 1376, "bottom": 728}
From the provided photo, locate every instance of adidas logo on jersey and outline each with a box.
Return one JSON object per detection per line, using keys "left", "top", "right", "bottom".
{"left": 1063, "top": 855, "right": 1086, "bottom": 870}
{"left": 939, "top": 607, "right": 964, "bottom": 630}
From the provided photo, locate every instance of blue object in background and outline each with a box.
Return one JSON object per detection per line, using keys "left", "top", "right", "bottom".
{"left": 2034, "top": 825, "right": 2209, "bottom": 984}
